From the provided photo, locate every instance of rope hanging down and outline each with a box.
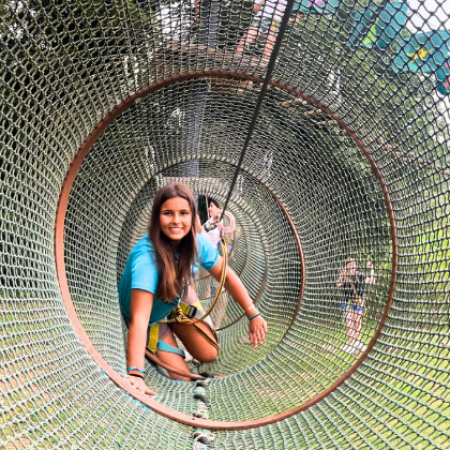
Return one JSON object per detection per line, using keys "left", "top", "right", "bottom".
{"left": 219, "top": 0, "right": 297, "bottom": 222}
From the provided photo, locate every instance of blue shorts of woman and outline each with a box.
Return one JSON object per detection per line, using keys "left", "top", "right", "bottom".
{"left": 341, "top": 299, "right": 365, "bottom": 313}
{"left": 252, "top": 17, "right": 280, "bottom": 33}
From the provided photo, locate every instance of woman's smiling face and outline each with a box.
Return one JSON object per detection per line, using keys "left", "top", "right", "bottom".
{"left": 159, "top": 196, "right": 192, "bottom": 243}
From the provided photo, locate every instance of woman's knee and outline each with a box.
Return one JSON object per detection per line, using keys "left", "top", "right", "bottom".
{"left": 188, "top": 343, "right": 218, "bottom": 364}
{"left": 196, "top": 347, "right": 218, "bottom": 364}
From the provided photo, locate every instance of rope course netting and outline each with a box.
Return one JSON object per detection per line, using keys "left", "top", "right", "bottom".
{"left": 1, "top": 0, "right": 450, "bottom": 448}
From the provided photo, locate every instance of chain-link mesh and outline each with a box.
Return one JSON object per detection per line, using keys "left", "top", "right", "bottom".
{"left": 1, "top": 0, "right": 450, "bottom": 448}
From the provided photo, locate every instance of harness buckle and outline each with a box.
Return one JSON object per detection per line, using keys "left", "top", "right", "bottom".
{"left": 186, "top": 305, "right": 197, "bottom": 318}
{"left": 173, "top": 304, "right": 198, "bottom": 323}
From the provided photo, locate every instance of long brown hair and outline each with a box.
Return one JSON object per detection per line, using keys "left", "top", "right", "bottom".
{"left": 149, "top": 184, "right": 197, "bottom": 302}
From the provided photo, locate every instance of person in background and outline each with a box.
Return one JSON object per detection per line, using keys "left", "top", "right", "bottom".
{"left": 201, "top": 198, "right": 236, "bottom": 328}
{"left": 336, "top": 258, "right": 376, "bottom": 354}
{"left": 236, "top": 0, "right": 288, "bottom": 62}
{"left": 201, "top": 198, "right": 223, "bottom": 247}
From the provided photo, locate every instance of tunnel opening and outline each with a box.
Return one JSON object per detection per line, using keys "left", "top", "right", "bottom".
{"left": 55, "top": 76, "right": 394, "bottom": 424}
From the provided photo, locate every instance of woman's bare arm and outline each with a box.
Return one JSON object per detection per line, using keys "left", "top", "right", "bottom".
{"left": 127, "top": 289, "right": 156, "bottom": 395}
{"left": 209, "top": 256, "right": 267, "bottom": 348}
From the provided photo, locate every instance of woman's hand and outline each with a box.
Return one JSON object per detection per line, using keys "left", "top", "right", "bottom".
{"left": 249, "top": 315, "right": 268, "bottom": 349}
{"left": 127, "top": 375, "right": 157, "bottom": 396}
{"left": 208, "top": 261, "right": 267, "bottom": 348}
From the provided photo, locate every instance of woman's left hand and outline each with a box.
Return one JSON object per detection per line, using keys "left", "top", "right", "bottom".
{"left": 249, "top": 315, "right": 268, "bottom": 349}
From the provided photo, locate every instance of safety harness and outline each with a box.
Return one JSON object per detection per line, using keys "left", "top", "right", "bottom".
{"left": 146, "top": 238, "right": 229, "bottom": 356}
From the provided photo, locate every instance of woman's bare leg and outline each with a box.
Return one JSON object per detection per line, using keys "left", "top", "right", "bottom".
{"left": 172, "top": 285, "right": 219, "bottom": 364}
{"left": 262, "top": 29, "right": 277, "bottom": 61}
{"left": 354, "top": 311, "right": 362, "bottom": 342}
{"left": 345, "top": 310, "right": 354, "bottom": 343}
{"left": 237, "top": 26, "right": 259, "bottom": 52}
{"left": 171, "top": 321, "right": 218, "bottom": 364}
{"left": 156, "top": 327, "right": 191, "bottom": 381}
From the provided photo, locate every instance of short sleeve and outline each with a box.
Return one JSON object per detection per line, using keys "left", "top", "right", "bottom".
{"left": 131, "top": 248, "right": 159, "bottom": 294}
{"left": 197, "top": 233, "right": 219, "bottom": 270}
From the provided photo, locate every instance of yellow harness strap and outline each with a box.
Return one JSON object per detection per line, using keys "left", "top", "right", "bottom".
{"left": 161, "top": 239, "right": 228, "bottom": 327}
{"left": 147, "top": 323, "right": 160, "bottom": 354}
{"left": 147, "top": 302, "right": 199, "bottom": 353}
{"left": 147, "top": 297, "right": 221, "bottom": 355}
{"left": 176, "top": 301, "right": 202, "bottom": 317}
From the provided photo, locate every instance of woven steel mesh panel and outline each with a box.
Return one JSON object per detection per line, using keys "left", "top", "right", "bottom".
{"left": 1, "top": 0, "right": 450, "bottom": 448}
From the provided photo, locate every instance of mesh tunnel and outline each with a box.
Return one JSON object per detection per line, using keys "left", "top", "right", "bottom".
{"left": 1, "top": 0, "right": 450, "bottom": 449}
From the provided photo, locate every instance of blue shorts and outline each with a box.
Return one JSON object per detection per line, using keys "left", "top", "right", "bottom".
{"left": 252, "top": 17, "right": 280, "bottom": 33}
{"left": 341, "top": 300, "right": 365, "bottom": 313}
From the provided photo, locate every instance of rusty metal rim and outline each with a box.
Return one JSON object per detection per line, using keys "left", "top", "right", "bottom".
{"left": 55, "top": 70, "right": 397, "bottom": 430}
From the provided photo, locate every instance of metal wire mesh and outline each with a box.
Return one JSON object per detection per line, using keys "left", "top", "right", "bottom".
{"left": 1, "top": 0, "right": 450, "bottom": 448}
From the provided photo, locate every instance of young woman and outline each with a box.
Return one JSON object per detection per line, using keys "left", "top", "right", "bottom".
{"left": 119, "top": 184, "right": 267, "bottom": 395}
{"left": 336, "top": 258, "right": 375, "bottom": 354}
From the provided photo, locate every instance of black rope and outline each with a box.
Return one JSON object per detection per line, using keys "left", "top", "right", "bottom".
{"left": 219, "top": 0, "right": 296, "bottom": 221}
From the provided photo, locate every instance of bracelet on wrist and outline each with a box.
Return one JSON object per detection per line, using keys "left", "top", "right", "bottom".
{"left": 243, "top": 304, "right": 256, "bottom": 314}
{"left": 128, "top": 373, "right": 145, "bottom": 379}
{"left": 127, "top": 366, "right": 145, "bottom": 374}
{"left": 248, "top": 313, "right": 261, "bottom": 321}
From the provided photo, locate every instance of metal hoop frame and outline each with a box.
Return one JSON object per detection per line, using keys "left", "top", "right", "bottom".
{"left": 55, "top": 70, "right": 397, "bottom": 430}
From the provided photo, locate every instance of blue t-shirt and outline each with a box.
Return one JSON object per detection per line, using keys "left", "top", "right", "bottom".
{"left": 118, "top": 233, "right": 219, "bottom": 325}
